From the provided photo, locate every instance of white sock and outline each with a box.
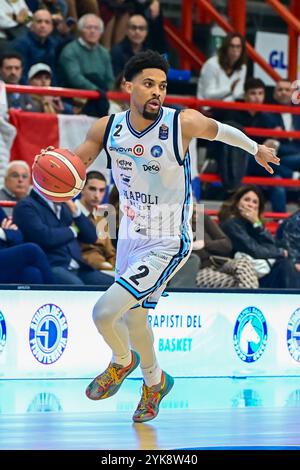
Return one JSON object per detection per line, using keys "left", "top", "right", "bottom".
{"left": 111, "top": 350, "right": 132, "bottom": 367}
{"left": 142, "top": 362, "right": 162, "bottom": 387}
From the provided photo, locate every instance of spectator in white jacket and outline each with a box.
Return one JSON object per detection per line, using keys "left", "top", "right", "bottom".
{"left": 197, "top": 32, "right": 247, "bottom": 102}
{"left": 0, "top": 0, "right": 32, "bottom": 52}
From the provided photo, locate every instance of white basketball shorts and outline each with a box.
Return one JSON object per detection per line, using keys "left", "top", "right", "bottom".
{"left": 115, "top": 237, "right": 191, "bottom": 309}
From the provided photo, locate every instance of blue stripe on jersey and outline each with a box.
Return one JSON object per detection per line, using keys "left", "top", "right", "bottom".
{"left": 126, "top": 108, "right": 163, "bottom": 138}
{"left": 155, "top": 153, "right": 191, "bottom": 282}
{"left": 173, "top": 110, "right": 184, "bottom": 166}
{"left": 142, "top": 299, "right": 157, "bottom": 309}
{"left": 116, "top": 278, "right": 144, "bottom": 299}
{"left": 116, "top": 152, "right": 192, "bottom": 300}
{"left": 103, "top": 114, "right": 115, "bottom": 169}
{"left": 130, "top": 303, "right": 141, "bottom": 309}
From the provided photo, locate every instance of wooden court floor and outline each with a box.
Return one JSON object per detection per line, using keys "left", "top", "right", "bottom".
{"left": 1, "top": 407, "right": 300, "bottom": 450}
{"left": 1, "top": 377, "right": 300, "bottom": 450}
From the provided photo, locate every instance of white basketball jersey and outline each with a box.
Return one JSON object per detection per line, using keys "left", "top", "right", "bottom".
{"left": 104, "top": 106, "right": 193, "bottom": 247}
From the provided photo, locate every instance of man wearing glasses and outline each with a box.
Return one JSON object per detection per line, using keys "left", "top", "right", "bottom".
{"left": 111, "top": 14, "right": 148, "bottom": 78}
{"left": 0, "top": 161, "right": 31, "bottom": 216}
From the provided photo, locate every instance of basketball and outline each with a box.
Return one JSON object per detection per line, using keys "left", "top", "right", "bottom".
{"left": 32, "top": 148, "right": 86, "bottom": 202}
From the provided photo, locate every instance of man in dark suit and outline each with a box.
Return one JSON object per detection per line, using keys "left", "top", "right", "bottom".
{"left": 0, "top": 206, "right": 53, "bottom": 284}
{"left": 262, "top": 79, "right": 300, "bottom": 208}
{"left": 267, "top": 79, "right": 300, "bottom": 164}
{"left": 13, "top": 188, "right": 115, "bottom": 286}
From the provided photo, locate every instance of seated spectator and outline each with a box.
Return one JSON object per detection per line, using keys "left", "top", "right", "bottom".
{"left": 133, "top": 0, "right": 167, "bottom": 54}
{"left": 243, "top": 78, "right": 300, "bottom": 212}
{"left": 219, "top": 78, "right": 273, "bottom": 194}
{"left": 28, "top": 62, "right": 73, "bottom": 113}
{"left": 0, "top": 0, "right": 32, "bottom": 52}
{"left": 193, "top": 211, "right": 258, "bottom": 288}
{"left": 13, "top": 187, "right": 115, "bottom": 286}
{"left": 267, "top": 79, "right": 300, "bottom": 174}
{"left": 208, "top": 77, "right": 289, "bottom": 211}
{"left": 269, "top": 79, "right": 300, "bottom": 146}
{"left": 11, "top": 8, "right": 60, "bottom": 84}
{"left": 111, "top": 14, "right": 148, "bottom": 78}
{"left": 0, "top": 205, "right": 53, "bottom": 283}
{"left": 218, "top": 185, "right": 300, "bottom": 288}
{"left": 276, "top": 209, "right": 300, "bottom": 270}
{"left": 0, "top": 160, "right": 31, "bottom": 216}
{"left": 0, "top": 52, "right": 38, "bottom": 111}
{"left": 197, "top": 32, "right": 247, "bottom": 104}
{"left": 37, "top": 1, "right": 77, "bottom": 49}
{"left": 76, "top": 171, "right": 116, "bottom": 271}
{"left": 58, "top": 13, "right": 114, "bottom": 117}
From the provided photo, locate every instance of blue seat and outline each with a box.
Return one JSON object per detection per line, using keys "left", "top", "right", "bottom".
{"left": 167, "top": 68, "right": 192, "bottom": 82}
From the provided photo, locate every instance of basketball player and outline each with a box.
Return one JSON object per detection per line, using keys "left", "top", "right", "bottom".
{"left": 35, "top": 50, "right": 279, "bottom": 423}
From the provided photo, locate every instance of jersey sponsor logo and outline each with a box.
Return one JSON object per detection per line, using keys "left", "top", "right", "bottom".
{"left": 151, "top": 145, "right": 163, "bottom": 158}
{"left": 120, "top": 173, "right": 132, "bottom": 187}
{"left": 143, "top": 160, "right": 161, "bottom": 174}
{"left": 109, "top": 146, "right": 132, "bottom": 153}
{"left": 29, "top": 303, "right": 68, "bottom": 364}
{"left": 233, "top": 306, "right": 268, "bottom": 363}
{"left": 287, "top": 308, "right": 300, "bottom": 362}
{"left": 117, "top": 159, "right": 133, "bottom": 171}
{"left": 159, "top": 124, "right": 169, "bottom": 140}
{"left": 0, "top": 311, "right": 7, "bottom": 354}
{"left": 133, "top": 144, "right": 144, "bottom": 157}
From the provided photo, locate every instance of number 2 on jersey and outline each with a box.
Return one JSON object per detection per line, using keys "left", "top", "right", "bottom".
{"left": 129, "top": 265, "right": 150, "bottom": 285}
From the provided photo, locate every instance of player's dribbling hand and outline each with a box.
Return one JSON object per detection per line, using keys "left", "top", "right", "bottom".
{"left": 33, "top": 146, "right": 55, "bottom": 166}
{"left": 254, "top": 144, "right": 280, "bottom": 174}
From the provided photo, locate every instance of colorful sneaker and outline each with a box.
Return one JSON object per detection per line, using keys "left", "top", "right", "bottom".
{"left": 86, "top": 350, "right": 140, "bottom": 400}
{"left": 132, "top": 371, "right": 174, "bottom": 423}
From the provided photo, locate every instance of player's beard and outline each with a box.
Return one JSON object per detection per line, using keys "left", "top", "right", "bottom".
{"left": 142, "top": 102, "right": 161, "bottom": 121}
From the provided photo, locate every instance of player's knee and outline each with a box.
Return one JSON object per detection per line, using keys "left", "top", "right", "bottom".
{"left": 126, "top": 314, "right": 145, "bottom": 332}
{"left": 92, "top": 301, "right": 114, "bottom": 331}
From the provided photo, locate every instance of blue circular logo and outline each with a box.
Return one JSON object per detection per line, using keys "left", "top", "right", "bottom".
{"left": 0, "top": 311, "right": 7, "bottom": 354}
{"left": 287, "top": 308, "right": 300, "bottom": 362}
{"left": 233, "top": 306, "right": 268, "bottom": 363}
{"left": 151, "top": 145, "right": 163, "bottom": 158}
{"left": 29, "top": 303, "right": 68, "bottom": 364}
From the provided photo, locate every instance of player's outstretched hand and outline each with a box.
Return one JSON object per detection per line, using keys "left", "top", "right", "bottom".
{"left": 33, "top": 146, "right": 55, "bottom": 166}
{"left": 254, "top": 144, "right": 280, "bottom": 174}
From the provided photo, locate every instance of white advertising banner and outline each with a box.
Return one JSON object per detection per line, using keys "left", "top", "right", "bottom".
{"left": 254, "top": 31, "right": 300, "bottom": 85}
{"left": 0, "top": 288, "right": 299, "bottom": 379}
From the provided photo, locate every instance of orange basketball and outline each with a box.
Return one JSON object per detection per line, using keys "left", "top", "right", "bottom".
{"left": 32, "top": 148, "right": 86, "bottom": 202}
